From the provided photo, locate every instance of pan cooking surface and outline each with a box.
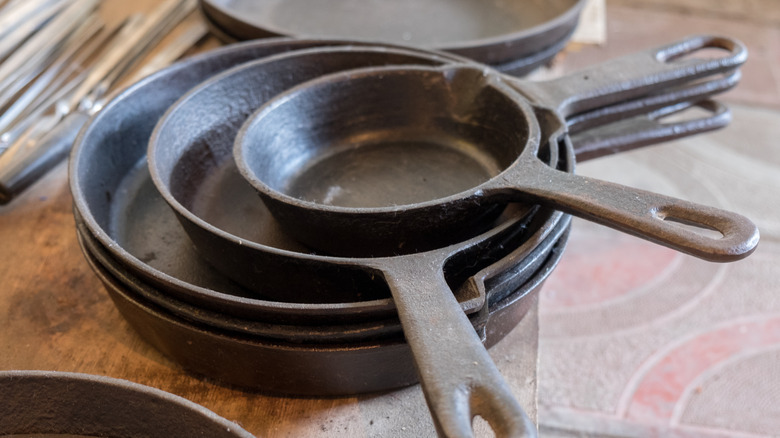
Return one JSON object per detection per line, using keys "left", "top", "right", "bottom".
{"left": 213, "top": 0, "right": 577, "bottom": 46}
{"left": 188, "top": 153, "right": 308, "bottom": 250}
{"left": 288, "top": 138, "right": 501, "bottom": 207}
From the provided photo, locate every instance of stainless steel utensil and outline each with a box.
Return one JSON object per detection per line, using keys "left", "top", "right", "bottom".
{"left": 0, "top": 0, "right": 198, "bottom": 204}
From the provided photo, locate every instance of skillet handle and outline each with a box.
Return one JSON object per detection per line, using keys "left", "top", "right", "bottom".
{"left": 377, "top": 257, "right": 536, "bottom": 438}
{"left": 521, "top": 35, "right": 747, "bottom": 118}
{"left": 499, "top": 159, "right": 759, "bottom": 262}
{"left": 566, "top": 69, "right": 740, "bottom": 134}
{"left": 571, "top": 99, "right": 731, "bottom": 161}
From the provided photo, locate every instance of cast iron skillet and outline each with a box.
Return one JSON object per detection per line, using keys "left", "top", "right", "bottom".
{"left": 200, "top": 0, "right": 586, "bottom": 65}
{"left": 146, "top": 45, "right": 571, "bottom": 303}
{"left": 77, "top": 219, "right": 569, "bottom": 395}
{"left": 233, "top": 39, "right": 758, "bottom": 260}
{"left": 0, "top": 370, "right": 253, "bottom": 437}
{"left": 71, "top": 39, "right": 571, "bottom": 329}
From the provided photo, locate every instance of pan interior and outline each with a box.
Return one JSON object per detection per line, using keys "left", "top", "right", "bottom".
{"left": 211, "top": 0, "right": 577, "bottom": 46}
{"left": 242, "top": 67, "right": 531, "bottom": 209}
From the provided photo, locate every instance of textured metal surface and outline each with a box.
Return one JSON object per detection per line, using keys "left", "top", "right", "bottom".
{"left": 75, "top": 207, "right": 566, "bottom": 343}
{"left": 77, "top": 220, "right": 569, "bottom": 396}
{"left": 0, "top": 370, "right": 253, "bottom": 437}
{"left": 199, "top": 0, "right": 585, "bottom": 65}
{"left": 234, "top": 39, "right": 757, "bottom": 262}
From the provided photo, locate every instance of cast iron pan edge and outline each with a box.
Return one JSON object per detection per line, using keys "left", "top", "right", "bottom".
{"left": 77, "top": 221, "right": 569, "bottom": 395}
{"left": 0, "top": 370, "right": 254, "bottom": 437}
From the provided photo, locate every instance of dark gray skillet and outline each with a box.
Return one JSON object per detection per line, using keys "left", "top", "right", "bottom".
{"left": 72, "top": 39, "right": 578, "bottom": 328}
{"left": 234, "top": 40, "right": 758, "bottom": 261}
{"left": 199, "top": 0, "right": 586, "bottom": 66}
{"left": 77, "top": 219, "right": 569, "bottom": 395}
{"left": 0, "top": 371, "right": 254, "bottom": 437}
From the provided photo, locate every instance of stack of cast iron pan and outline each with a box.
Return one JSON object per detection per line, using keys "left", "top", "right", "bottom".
{"left": 69, "top": 35, "right": 759, "bottom": 437}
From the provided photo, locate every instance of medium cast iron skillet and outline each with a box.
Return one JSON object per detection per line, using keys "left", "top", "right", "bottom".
{"left": 200, "top": 0, "right": 586, "bottom": 65}
{"left": 76, "top": 219, "right": 569, "bottom": 395}
{"left": 234, "top": 40, "right": 758, "bottom": 260}
{"left": 147, "top": 45, "right": 570, "bottom": 302}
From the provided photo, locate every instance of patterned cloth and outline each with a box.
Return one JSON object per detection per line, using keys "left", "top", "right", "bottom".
{"left": 539, "top": 105, "right": 780, "bottom": 437}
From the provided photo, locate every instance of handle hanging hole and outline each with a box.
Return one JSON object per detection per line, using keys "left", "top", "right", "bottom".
{"left": 657, "top": 36, "right": 740, "bottom": 63}
{"left": 660, "top": 214, "right": 725, "bottom": 240}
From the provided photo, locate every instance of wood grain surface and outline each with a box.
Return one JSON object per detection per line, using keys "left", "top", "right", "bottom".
{"left": 0, "top": 157, "right": 539, "bottom": 437}
{"left": 0, "top": 5, "right": 539, "bottom": 437}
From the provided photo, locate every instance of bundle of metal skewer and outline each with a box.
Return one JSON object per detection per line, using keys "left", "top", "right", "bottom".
{"left": 0, "top": 0, "right": 207, "bottom": 204}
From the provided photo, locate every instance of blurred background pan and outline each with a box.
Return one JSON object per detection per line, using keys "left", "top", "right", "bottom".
{"left": 199, "top": 0, "right": 586, "bottom": 67}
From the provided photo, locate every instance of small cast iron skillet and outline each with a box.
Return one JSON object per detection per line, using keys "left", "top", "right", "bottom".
{"left": 0, "top": 370, "right": 253, "bottom": 437}
{"left": 234, "top": 57, "right": 759, "bottom": 260}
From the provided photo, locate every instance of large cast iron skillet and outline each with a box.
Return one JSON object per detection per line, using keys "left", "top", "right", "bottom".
{"left": 0, "top": 370, "right": 253, "bottom": 437}
{"left": 76, "top": 219, "right": 569, "bottom": 395}
{"left": 200, "top": 0, "right": 586, "bottom": 66}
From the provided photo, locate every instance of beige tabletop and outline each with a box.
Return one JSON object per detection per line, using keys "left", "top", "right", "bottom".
{"left": 0, "top": 2, "right": 540, "bottom": 437}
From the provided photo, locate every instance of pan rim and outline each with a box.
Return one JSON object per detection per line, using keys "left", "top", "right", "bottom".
{"left": 200, "top": 0, "right": 586, "bottom": 58}
{"left": 0, "top": 370, "right": 255, "bottom": 437}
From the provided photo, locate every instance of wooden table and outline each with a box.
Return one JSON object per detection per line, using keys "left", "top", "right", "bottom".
{"left": 0, "top": 157, "right": 539, "bottom": 437}
{"left": 0, "top": 5, "right": 539, "bottom": 437}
